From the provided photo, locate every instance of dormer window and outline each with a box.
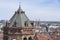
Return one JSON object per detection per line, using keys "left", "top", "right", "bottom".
{"left": 13, "top": 21, "right": 17, "bottom": 27}
{"left": 31, "top": 22, "right": 34, "bottom": 26}
{"left": 17, "top": 11, "right": 19, "bottom": 14}
{"left": 24, "top": 21, "right": 28, "bottom": 27}
{"left": 24, "top": 21, "right": 26, "bottom": 27}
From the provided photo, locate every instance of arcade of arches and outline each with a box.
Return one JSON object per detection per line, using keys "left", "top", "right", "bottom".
{"left": 23, "top": 37, "right": 32, "bottom": 40}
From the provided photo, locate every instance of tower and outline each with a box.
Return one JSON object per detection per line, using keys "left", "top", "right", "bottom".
{"left": 3, "top": 5, "right": 35, "bottom": 40}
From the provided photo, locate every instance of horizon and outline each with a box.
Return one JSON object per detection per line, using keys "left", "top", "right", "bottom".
{"left": 0, "top": 0, "right": 60, "bottom": 21}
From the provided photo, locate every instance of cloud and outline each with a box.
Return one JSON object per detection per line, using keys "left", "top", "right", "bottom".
{"left": 0, "top": 0, "right": 60, "bottom": 21}
{"left": 21, "top": 1, "right": 60, "bottom": 21}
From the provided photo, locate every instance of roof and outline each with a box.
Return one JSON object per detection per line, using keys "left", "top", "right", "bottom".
{"left": 9, "top": 6, "right": 32, "bottom": 27}
{"left": 36, "top": 33, "right": 53, "bottom": 40}
{"left": 0, "top": 34, "right": 3, "bottom": 38}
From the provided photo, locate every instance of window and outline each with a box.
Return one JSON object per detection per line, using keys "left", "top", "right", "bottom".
{"left": 24, "top": 21, "right": 26, "bottom": 27}
{"left": 24, "top": 21, "right": 28, "bottom": 27}
{"left": 28, "top": 37, "right": 32, "bottom": 40}
{"left": 31, "top": 22, "right": 34, "bottom": 26}
{"left": 23, "top": 37, "right": 27, "bottom": 40}
{"left": 13, "top": 21, "right": 17, "bottom": 27}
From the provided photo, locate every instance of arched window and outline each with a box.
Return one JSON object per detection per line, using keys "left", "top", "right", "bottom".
{"left": 24, "top": 21, "right": 27, "bottom": 27}
{"left": 12, "top": 39, "right": 16, "bottom": 40}
{"left": 28, "top": 37, "right": 32, "bottom": 40}
{"left": 23, "top": 37, "right": 27, "bottom": 40}
{"left": 24, "top": 21, "right": 28, "bottom": 27}
{"left": 31, "top": 22, "right": 34, "bottom": 26}
{"left": 13, "top": 21, "right": 17, "bottom": 27}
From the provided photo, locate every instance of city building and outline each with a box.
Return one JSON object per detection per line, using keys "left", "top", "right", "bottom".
{"left": 0, "top": 23, "right": 4, "bottom": 40}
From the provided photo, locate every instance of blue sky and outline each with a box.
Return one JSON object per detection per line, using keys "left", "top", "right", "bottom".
{"left": 0, "top": 0, "right": 60, "bottom": 21}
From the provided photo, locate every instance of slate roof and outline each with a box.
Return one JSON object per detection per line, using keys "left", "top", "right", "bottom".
{"left": 9, "top": 5, "right": 32, "bottom": 27}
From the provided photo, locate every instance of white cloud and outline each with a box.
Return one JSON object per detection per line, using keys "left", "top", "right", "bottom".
{"left": 21, "top": 3, "right": 60, "bottom": 21}
{"left": 0, "top": 0, "right": 60, "bottom": 21}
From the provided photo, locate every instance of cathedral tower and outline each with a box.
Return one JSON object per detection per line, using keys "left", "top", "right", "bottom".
{"left": 3, "top": 5, "right": 35, "bottom": 40}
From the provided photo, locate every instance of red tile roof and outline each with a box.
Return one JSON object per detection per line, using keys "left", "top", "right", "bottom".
{"left": 36, "top": 33, "right": 53, "bottom": 40}
{"left": 0, "top": 34, "right": 3, "bottom": 38}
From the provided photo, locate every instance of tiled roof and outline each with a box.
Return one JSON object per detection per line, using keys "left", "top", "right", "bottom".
{"left": 36, "top": 33, "right": 53, "bottom": 40}
{"left": 0, "top": 34, "right": 3, "bottom": 38}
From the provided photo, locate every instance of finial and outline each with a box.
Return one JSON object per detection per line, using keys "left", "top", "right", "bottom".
{"left": 18, "top": 2, "right": 21, "bottom": 14}
{"left": 19, "top": 2, "right": 21, "bottom": 9}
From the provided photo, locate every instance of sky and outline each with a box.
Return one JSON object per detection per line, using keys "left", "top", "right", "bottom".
{"left": 0, "top": 0, "right": 60, "bottom": 21}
